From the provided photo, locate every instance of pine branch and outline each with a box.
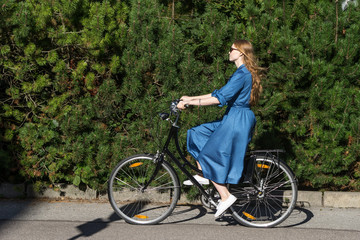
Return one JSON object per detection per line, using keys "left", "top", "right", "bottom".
{"left": 335, "top": 0, "right": 339, "bottom": 43}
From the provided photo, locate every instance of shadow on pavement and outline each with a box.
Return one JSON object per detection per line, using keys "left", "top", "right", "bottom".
{"left": 215, "top": 207, "right": 314, "bottom": 227}
{"left": 161, "top": 205, "right": 208, "bottom": 224}
{"left": 68, "top": 205, "right": 314, "bottom": 238}
{"left": 281, "top": 207, "right": 314, "bottom": 227}
{"left": 68, "top": 205, "right": 208, "bottom": 239}
{"left": 0, "top": 199, "right": 33, "bottom": 232}
{"left": 68, "top": 213, "right": 120, "bottom": 240}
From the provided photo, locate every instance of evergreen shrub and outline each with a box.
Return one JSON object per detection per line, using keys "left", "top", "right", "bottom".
{"left": 1, "top": 0, "right": 359, "bottom": 192}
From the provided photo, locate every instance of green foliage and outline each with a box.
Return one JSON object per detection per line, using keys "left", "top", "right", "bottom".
{"left": 0, "top": 0, "right": 359, "bottom": 193}
{"left": 0, "top": 0, "right": 129, "bottom": 190}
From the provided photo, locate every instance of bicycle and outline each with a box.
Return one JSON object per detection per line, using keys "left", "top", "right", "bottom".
{"left": 108, "top": 100, "right": 298, "bottom": 227}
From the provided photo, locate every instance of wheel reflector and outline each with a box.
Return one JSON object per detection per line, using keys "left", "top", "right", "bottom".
{"left": 134, "top": 215, "right": 148, "bottom": 219}
{"left": 257, "top": 164, "right": 270, "bottom": 169}
{"left": 243, "top": 212, "right": 256, "bottom": 220}
{"left": 130, "top": 162, "right": 143, "bottom": 168}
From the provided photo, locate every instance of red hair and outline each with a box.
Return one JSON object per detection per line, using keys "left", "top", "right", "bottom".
{"left": 234, "top": 40, "right": 263, "bottom": 106}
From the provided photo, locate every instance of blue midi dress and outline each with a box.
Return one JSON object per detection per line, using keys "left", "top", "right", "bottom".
{"left": 187, "top": 64, "right": 256, "bottom": 184}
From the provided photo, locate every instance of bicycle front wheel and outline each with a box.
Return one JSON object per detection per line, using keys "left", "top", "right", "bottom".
{"left": 229, "top": 156, "right": 298, "bottom": 228}
{"left": 108, "top": 154, "right": 180, "bottom": 224}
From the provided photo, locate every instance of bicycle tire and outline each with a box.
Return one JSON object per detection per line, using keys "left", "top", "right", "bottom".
{"left": 229, "top": 156, "right": 298, "bottom": 228}
{"left": 108, "top": 154, "right": 180, "bottom": 224}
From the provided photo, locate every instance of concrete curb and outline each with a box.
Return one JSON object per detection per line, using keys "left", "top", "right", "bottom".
{"left": 1, "top": 183, "right": 359, "bottom": 208}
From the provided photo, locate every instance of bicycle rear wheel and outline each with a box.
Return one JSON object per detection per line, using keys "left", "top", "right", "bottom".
{"left": 108, "top": 154, "right": 180, "bottom": 224}
{"left": 229, "top": 156, "right": 298, "bottom": 228}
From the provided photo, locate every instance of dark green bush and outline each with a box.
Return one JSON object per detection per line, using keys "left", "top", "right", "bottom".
{"left": 1, "top": 0, "right": 359, "bottom": 192}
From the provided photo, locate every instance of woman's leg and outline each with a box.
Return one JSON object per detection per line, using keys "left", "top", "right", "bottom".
{"left": 212, "top": 181, "right": 237, "bottom": 218}
{"left": 196, "top": 161, "right": 202, "bottom": 171}
{"left": 212, "top": 181, "right": 230, "bottom": 201}
{"left": 182, "top": 161, "right": 208, "bottom": 185}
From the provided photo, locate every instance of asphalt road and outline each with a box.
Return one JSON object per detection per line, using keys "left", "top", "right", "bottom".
{"left": 0, "top": 199, "right": 359, "bottom": 240}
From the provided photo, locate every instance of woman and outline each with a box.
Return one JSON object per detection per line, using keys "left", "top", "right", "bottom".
{"left": 177, "top": 39, "right": 262, "bottom": 218}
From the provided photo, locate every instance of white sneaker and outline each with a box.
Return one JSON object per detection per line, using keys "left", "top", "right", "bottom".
{"left": 214, "top": 194, "right": 237, "bottom": 218}
{"left": 216, "top": 199, "right": 222, "bottom": 210}
{"left": 183, "top": 175, "right": 210, "bottom": 185}
{"left": 216, "top": 200, "right": 222, "bottom": 210}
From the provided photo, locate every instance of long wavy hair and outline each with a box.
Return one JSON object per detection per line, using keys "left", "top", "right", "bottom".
{"left": 233, "top": 39, "right": 263, "bottom": 106}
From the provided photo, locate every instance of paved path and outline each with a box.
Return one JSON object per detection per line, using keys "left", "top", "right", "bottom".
{"left": 0, "top": 199, "right": 359, "bottom": 239}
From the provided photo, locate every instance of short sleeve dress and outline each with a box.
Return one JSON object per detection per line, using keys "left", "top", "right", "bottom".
{"left": 187, "top": 64, "right": 256, "bottom": 184}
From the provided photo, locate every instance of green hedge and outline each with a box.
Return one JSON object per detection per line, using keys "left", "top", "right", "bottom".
{"left": 1, "top": 0, "right": 359, "bottom": 192}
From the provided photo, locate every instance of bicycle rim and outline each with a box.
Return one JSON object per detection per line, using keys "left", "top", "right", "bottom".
{"left": 108, "top": 154, "right": 180, "bottom": 224}
{"left": 230, "top": 156, "right": 298, "bottom": 228}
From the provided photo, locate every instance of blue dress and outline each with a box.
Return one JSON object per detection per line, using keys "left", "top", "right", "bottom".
{"left": 187, "top": 64, "right": 256, "bottom": 184}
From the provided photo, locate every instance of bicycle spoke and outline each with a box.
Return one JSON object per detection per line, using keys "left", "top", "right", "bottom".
{"left": 114, "top": 177, "right": 139, "bottom": 191}
{"left": 119, "top": 167, "right": 143, "bottom": 188}
{"left": 263, "top": 200, "right": 277, "bottom": 221}
{"left": 148, "top": 182, "right": 176, "bottom": 191}
{"left": 154, "top": 171, "right": 170, "bottom": 182}
{"left": 266, "top": 180, "right": 291, "bottom": 193}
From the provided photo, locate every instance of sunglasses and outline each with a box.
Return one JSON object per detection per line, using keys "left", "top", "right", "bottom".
{"left": 229, "top": 47, "right": 240, "bottom": 53}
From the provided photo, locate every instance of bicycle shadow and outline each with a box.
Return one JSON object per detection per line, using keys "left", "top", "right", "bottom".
{"left": 161, "top": 204, "right": 208, "bottom": 224}
{"left": 68, "top": 213, "right": 119, "bottom": 240}
{"left": 216, "top": 206, "right": 314, "bottom": 227}
{"left": 67, "top": 204, "right": 314, "bottom": 239}
{"left": 68, "top": 204, "right": 208, "bottom": 239}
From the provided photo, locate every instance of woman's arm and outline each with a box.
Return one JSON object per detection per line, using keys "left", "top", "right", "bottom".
{"left": 177, "top": 94, "right": 220, "bottom": 110}
{"left": 180, "top": 94, "right": 212, "bottom": 101}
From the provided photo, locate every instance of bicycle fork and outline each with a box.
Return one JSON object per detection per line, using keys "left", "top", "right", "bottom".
{"left": 140, "top": 152, "right": 165, "bottom": 192}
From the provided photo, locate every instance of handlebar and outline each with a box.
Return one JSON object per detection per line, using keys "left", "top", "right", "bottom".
{"left": 158, "top": 100, "right": 182, "bottom": 126}
{"left": 170, "top": 100, "right": 180, "bottom": 114}
{"left": 170, "top": 99, "right": 190, "bottom": 113}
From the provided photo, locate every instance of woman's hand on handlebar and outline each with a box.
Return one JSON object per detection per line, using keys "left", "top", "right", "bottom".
{"left": 180, "top": 96, "right": 192, "bottom": 102}
{"left": 177, "top": 100, "right": 188, "bottom": 110}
